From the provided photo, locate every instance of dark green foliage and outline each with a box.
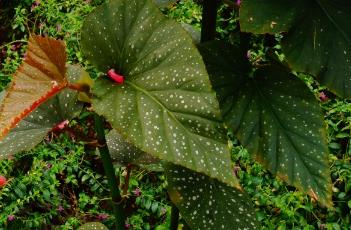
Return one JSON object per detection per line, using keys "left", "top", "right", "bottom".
{"left": 199, "top": 41, "right": 332, "bottom": 206}
{"left": 81, "top": 0, "right": 238, "bottom": 188}
{"left": 240, "top": 0, "right": 351, "bottom": 98}
{"left": 165, "top": 164, "right": 259, "bottom": 230}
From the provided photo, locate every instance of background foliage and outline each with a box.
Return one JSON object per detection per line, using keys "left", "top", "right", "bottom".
{"left": 0, "top": 0, "right": 350, "bottom": 229}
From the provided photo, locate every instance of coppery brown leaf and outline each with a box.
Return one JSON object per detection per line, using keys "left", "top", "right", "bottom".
{"left": 0, "top": 35, "right": 68, "bottom": 139}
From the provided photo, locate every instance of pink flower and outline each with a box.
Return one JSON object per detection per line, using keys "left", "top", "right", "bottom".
{"left": 236, "top": 0, "right": 241, "bottom": 6}
{"left": 57, "top": 205, "right": 64, "bottom": 212}
{"left": 97, "top": 213, "right": 109, "bottom": 220}
{"left": 107, "top": 69, "right": 124, "bottom": 84}
{"left": 133, "top": 188, "right": 141, "bottom": 197}
{"left": 319, "top": 92, "right": 328, "bottom": 102}
{"left": 57, "top": 120, "right": 69, "bottom": 130}
{"left": 8, "top": 215, "right": 15, "bottom": 222}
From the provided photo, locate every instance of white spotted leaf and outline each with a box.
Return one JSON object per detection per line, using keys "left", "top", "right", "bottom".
{"left": 81, "top": 0, "right": 238, "bottom": 188}
{"left": 240, "top": 0, "right": 351, "bottom": 98}
{"left": 78, "top": 222, "right": 109, "bottom": 230}
{"left": 106, "top": 129, "right": 159, "bottom": 165}
{"left": 165, "top": 164, "right": 259, "bottom": 230}
{"left": 199, "top": 41, "right": 332, "bottom": 207}
{"left": 154, "top": 0, "right": 177, "bottom": 8}
{"left": 0, "top": 88, "right": 83, "bottom": 160}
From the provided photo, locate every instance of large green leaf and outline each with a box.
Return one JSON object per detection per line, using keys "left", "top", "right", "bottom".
{"left": 106, "top": 129, "right": 158, "bottom": 165}
{"left": 199, "top": 41, "right": 332, "bottom": 206}
{"left": 81, "top": 0, "right": 238, "bottom": 187}
{"left": 166, "top": 164, "right": 259, "bottom": 230}
{"left": 240, "top": 0, "right": 351, "bottom": 98}
{"left": 0, "top": 88, "right": 83, "bottom": 160}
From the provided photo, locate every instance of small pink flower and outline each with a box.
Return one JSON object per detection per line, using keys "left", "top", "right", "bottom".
{"left": 57, "top": 205, "right": 64, "bottom": 212}
{"left": 133, "top": 188, "right": 141, "bottom": 197}
{"left": 107, "top": 69, "right": 124, "bottom": 84}
{"left": 236, "top": 0, "right": 241, "bottom": 6}
{"left": 8, "top": 215, "right": 15, "bottom": 222}
{"left": 319, "top": 92, "right": 328, "bottom": 102}
{"left": 97, "top": 213, "right": 109, "bottom": 221}
{"left": 57, "top": 120, "right": 69, "bottom": 130}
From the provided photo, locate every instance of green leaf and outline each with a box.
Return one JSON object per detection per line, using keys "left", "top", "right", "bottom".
{"left": 0, "top": 89, "right": 83, "bottom": 160}
{"left": 199, "top": 41, "right": 332, "bottom": 206}
{"left": 165, "top": 164, "right": 259, "bottom": 230}
{"left": 78, "top": 222, "right": 109, "bottom": 230}
{"left": 240, "top": 0, "right": 351, "bottom": 98}
{"left": 106, "top": 129, "right": 158, "bottom": 165}
{"left": 81, "top": 0, "right": 238, "bottom": 187}
{"left": 67, "top": 64, "right": 94, "bottom": 103}
{"left": 154, "top": 0, "right": 177, "bottom": 8}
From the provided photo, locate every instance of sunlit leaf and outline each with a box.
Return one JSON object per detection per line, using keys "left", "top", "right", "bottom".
{"left": 0, "top": 35, "right": 68, "bottom": 140}
{"left": 166, "top": 164, "right": 259, "bottom": 230}
{"left": 199, "top": 41, "right": 332, "bottom": 206}
{"left": 81, "top": 0, "right": 238, "bottom": 187}
{"left": 240, "top": 0, "right": 351, "bottom": 98}
{"left": 0, "top": 89, "right": 83, "bottom": 159}
{"left": 78, "top": 222, "right": 109, "bottom": 230}
{"left": 67, "top": 64, "right": 93, "bottom": 103}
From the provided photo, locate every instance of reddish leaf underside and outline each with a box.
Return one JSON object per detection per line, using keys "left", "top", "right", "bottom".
{"left": 0, "top": 35, "right": 68, "bottom": 140}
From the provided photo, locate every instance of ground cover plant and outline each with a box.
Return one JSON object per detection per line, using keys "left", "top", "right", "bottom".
{"left": 0, "top": 0, "right": 350, "bottom": 229}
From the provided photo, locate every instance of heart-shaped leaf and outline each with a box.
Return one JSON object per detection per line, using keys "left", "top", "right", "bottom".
{"left": 166, "top": 164, "right": 259, "bottom": 230}
{"left": 199, "top": 41, "right": 332, "bottom": 206}
{"left": 0, "top": 88, "right": 83, "bottom": 160}
{"left": 81, "top": 0, "right": 238, "bottom": 188}
{"left": 106, "top": 129, "right": 158, "bottom": 165}
{"left": 240, "top": 0, "right": 351, "bottom": 98}
{"left": 78, "top": 222, "right": 109, "bottom": 230}
{"left": 0, "top": 35, "right": 68, "bottom": 140}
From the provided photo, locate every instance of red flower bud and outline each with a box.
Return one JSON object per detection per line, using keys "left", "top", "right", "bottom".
{"left": 107, "top": 69, "right": 124, "bottom": 84}
{"left": 0, "top": 176, "right": 7, "bottom": 187}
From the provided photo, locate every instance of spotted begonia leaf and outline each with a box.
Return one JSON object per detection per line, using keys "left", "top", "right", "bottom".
{"left": 166, "top": 164, "right": 259, "bottom": 230}
{"left": 78, "top": 222, "right": 109, "bottom": 230}
{"left": 0, "top": 88, "right": 83, "bottom": 160}
{"left": 0, "top": 35, "right": 68, "bottom": 140}
{"left": 240, "top": 0, "right": 351, "bottom": 98}
{"left": 81, "top": 0, "right": 238, "bottom": 188}
{"left": 106, "top": 129, "right": 158, "bottom": 165}
{"left": 154, "top": 0, "right": 177, "bottom": 8}
{"left": 199, "top": 41, "right": 332, "bottom": 206}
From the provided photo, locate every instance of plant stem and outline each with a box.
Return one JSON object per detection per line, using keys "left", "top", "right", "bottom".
{"left": 170, "top": 203, "right": 180, "bottom": 230}
{"left": 201, "top": 0, "right": 219, "bottom": 42}
{"left": 94, "top": 114, "right": 125, "bottom": 230}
